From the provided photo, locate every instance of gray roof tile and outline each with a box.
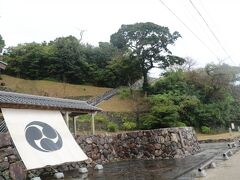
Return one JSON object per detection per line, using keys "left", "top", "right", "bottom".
{"left": 0, "top": 91, "right": 101, "bottom": 112}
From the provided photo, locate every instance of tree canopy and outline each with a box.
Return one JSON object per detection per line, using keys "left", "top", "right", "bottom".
{"left": 3, "top": 36, "right": 142, "bottom": 87}
{"left": 2, "top": 23, "right": 240, "bottom": 133}
{"left": 0, "top": 35, "right": 5, "bottom": 53}
{"left": 141, "top": 63, "right": 240, "bottom": 132}
{"left": 110, "top": 22, "right": 185, "bottom": 92}
{"left": 3, "top": 22, "right": 185, "bottom": 90}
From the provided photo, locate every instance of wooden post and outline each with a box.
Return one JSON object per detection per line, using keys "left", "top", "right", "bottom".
{"left": 73, "top": 116, "right": 77, "bottom": 136}
{"left": 64, "top": 112, "right": 69, "bottom": 128}
{"left": 91, "top": 112, "right": 97, "bottom": 135}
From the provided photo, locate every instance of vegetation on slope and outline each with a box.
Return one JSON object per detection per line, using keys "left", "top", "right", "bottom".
{"left": 1, "top": 75, "right": 111, "bottom": 97}
{"left": 2, "top": 22, "right": 184, "bottom": 91}
{"left": 98, "top": 96, "right": 135, "bottom": 112}
{"left": 141, "top": 64, "right": 240, "bottom": 133}
{"left": 2, "top": 23, "right": 240, "bottom": 134}
{"left": 1, "top": 75, "right": 136, "bottom": 112}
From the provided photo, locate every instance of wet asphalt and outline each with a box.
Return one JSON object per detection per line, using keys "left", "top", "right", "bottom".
{"left": 40, "top": 142, "right": 237, "bottom": 179}
{"left": 43, "top": 142, "right": 235, "bottom": 180}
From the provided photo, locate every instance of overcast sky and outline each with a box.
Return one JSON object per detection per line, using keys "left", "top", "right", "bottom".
{"left": 0, "top": 0, "right": 239, "bottom": 76}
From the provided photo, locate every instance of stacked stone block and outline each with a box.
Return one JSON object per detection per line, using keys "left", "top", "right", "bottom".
{"left": 0, "top": 127, "right": 200, "bottom": 179}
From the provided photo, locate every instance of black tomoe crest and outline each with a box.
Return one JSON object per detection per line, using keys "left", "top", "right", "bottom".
{"left": 25, "top": 121, "right": 63, "bottom": 152}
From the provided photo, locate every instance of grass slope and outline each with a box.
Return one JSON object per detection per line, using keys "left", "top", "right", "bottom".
{"left": 2, "top": 75, "right": 111, "bottom": 97}
{"left": 97, "top": 96, "right": 135, "bottom": 112}
{"left": 197, "top": 132, "right": 240, "bottom": 141}
{"left": 1, "top": 75, "right": 135, "bottom": 112}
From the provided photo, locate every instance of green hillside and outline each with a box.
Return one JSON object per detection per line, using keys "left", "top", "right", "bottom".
{"left": 1, "top": 75, "right": 135, "bottom": 112}
{"left": 1, "top": 75, "right": 111, "bottom": 97}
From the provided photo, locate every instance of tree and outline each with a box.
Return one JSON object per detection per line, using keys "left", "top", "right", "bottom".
{"left": 50, "top": 36, "right": 91, "bottom": 83}
{"left": 106, "top": 55, "right": 142, "bottom": 87}
{"left": 110, "top": 22, "right": 185, "bottom": 93}
{"left": 143, "top": 64, "right": 240, "bottom": 130}
{"left": 142, "top": 70, "right": 200, "bottom": 129}
{"left": 141, "top": 92, "right": 200, "bottom": 129}
{"left": 3, "top": 42, "right": 52, "bottom": 79}
{"left": 183, "top": 57, "right": 197, "bottom": 71}
{"left": 3, "top": 36, "right": 141, "bottom": 87}
{"left": 167, "top": 57, "right": 197, "bottom": 71}
{"left": 84, "top": 42, "right": 118, "bottom": 69}
{"left": 0, "top": 35, "right": 5, "bottom": 53}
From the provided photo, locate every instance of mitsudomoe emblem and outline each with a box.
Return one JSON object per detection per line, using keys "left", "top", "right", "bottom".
{"left": 25, "top": 121, "right": 63, "bottom": 152}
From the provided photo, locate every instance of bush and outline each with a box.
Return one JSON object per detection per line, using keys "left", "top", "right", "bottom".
{"left": 201, "top": 126, "right": 211, "bottom": 134}
{"left": 95, "top": 114, "right": 108, "bottom": 124}
{"left": 123, "top": 121, "right": 136, "bottom": 130}
{"left": 118, "top": 87, "right": 131, "bottom": 99}
{"left": 173, "top": 121, "right": 186, "bottom": 127}
{"left": 107, "top": 122, "right": 118, "bottom": 132}
{"left": 77, "top": 114, "right": 91, "bottom": 122}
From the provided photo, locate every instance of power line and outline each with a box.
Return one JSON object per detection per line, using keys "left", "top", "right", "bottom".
{"left": 188, "top": 0, "right": 236, "bottom": 65}
{"left": 158, "top": 0, "right": 219, "bottom": 60}
{"left": 196, "top": 0, "right": 223, "bottom": 54}
{"left": 198, "top": 0, "right": 216, "bottom": 28}
{"left": 181, "top": 0, "right": 220, "bottom": 50}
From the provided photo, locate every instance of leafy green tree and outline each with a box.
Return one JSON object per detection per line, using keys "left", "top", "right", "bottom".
{"left": 142, "top": 65, "right": 240, "bottom": 130}
{"left": 83, "top": 42, "right": 141, "bottom": 87}
{"left": 151, "top": 70, "right": 195, "bottom": 95}
{"left": 84, "top": 42, "right": 118, "bottom": 69}
{"left": 141, "top": 92, "right": 199, "bottom": 129}
{"left": 4, "top": 42, "right": 53, "bottom": 79}
{"left": 3, "top": 36, "right": 141, "bottom": 87}
{"left": 0, "top": 35, "right": 4, "bottom": 53}
{"left": 105, "top": 55, "right": 142, "bottom": 87}
{"left": 83, "top": 42, "right": 121, "bottom": 86}
{"left": 110, "top": 22, "right": 185, "bottom": 92}
{"left": 187, "top": 63, "right": 240, "bottom": 103}
{"left": 50, "top": 36, "right": 91, "bottom": 83}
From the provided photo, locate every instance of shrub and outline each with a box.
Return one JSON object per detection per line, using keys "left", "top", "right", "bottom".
{"left": 123, "top": 121, "right": 137, "bottom": 130}
{"left": 201, "top": 126, "right": 211, "bottom": 134}
{"left": 118, "top": 87, "right": 131, "bottom": 99}
{"left": 107, "top": 122, "right": 118, "bottom": 132}
{"left": 77, "top": 114, "right": 91, "bottom": 122}
{"left": 173, "top": 121, "right": 186, "bottom": 127}
{"left": 95, "top": 114, "right": 108, "bottom": 124}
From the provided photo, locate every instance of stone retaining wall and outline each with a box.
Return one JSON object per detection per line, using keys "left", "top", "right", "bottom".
{"left": 0, "top": 127, "right": 200, "bottom": 179}
{"left": 0, "top": 133, "right": 26, "bottom": 180}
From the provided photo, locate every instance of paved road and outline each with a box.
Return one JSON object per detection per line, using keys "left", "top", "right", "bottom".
{"left": 178, "top": 142, "right": 238, "bottom": 180}
{"left": 196, "top": 148, "right": 240, "bottom": 180}
{"left": 52, "top": 142, "right": 232, "bottom": 180}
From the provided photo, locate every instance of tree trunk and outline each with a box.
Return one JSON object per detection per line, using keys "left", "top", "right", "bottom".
{"left": 142, "top": 71, "right": 149, "bottom": 95}
{"left": 135, "top": 111, "right": 141, "bottom": 129}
